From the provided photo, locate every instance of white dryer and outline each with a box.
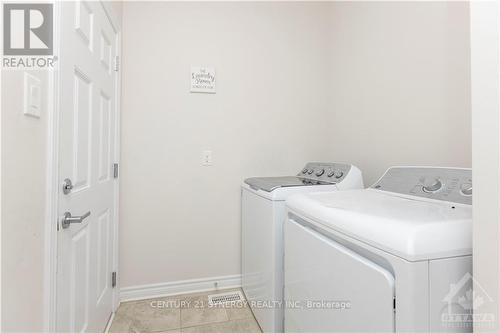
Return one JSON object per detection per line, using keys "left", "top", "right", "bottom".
{"left": 242, "top": 163, "right": 363, "bottom": 333}
{"left": 284, "top": 167, "right": 473, "bottom": 333}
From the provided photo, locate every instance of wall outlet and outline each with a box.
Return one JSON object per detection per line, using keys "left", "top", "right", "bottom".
{"left": 202, "top": 150, "right": 212, "bottom": 166}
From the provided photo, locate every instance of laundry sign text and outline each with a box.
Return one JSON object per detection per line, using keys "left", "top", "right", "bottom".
{"left": 191, "top": 66, "right": 216, "bottom": 94}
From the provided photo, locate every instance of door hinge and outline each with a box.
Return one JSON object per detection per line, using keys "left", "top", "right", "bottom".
{"left": 112, "top": 271, "right": 117, "bottom": 288}
{"left": 113, "top": 163, "right": 119, "bottom": 178}
{"left": 114, "top": 55, "right": 120, "bottom": 72}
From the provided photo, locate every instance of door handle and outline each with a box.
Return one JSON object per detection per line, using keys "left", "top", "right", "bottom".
{"left": 61, "top": 211, "right": 91, "bottom": 229}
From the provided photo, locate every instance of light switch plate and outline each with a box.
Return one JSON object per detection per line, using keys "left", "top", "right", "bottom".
{"left": 24, "top": 72, "right": 42, "bottom": 118}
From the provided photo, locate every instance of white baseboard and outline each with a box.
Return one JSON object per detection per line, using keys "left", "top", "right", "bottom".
{"left": 120, "top": 274, "right": 242, "bottom": 302}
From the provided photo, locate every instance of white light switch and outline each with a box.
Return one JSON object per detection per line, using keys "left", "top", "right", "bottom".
{"left": 24, "top": 73, "right": 42, "bottom": 118}
{"left": 202, "top": 150, "right": 213, "bottom": 166}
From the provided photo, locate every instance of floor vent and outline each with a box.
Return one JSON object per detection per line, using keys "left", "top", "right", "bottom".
{"left": 208, "top": 291, "right": 244, "bottom": 306}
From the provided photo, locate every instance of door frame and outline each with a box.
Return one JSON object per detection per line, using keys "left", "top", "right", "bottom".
{"left": 43, "top": 2, "right": 122, "bottom": 331}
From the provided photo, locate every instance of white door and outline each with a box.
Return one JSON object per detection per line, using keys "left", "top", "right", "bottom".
{"left": 284, "top": 218, "right": 395, "bottom": 333}
{"left": 56, "top": 1, "right": 119, "bottom": 332}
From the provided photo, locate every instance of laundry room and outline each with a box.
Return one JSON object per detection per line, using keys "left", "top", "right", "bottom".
{"left": 1, "top": 1, "right": 499, "bottom": 333}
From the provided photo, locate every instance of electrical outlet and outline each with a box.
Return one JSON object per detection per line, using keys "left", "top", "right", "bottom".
{"left": 202, "top": 150, "right": 212, "bottom": 166}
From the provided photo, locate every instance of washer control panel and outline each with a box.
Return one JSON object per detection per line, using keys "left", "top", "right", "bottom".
{"left": 298, "top": 162, "right": 352, "bottom": 183}
{"left": 371, "top": 167, "right": 472, "bottom": 205}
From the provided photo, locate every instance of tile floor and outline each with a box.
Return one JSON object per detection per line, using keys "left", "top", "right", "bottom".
{"left": 108, "top": 288, "right": 262, "bottom": 333}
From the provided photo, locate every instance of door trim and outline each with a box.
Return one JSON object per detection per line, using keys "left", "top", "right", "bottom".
{"left": 43, "top": 2, "right": 122, "bottom": 331}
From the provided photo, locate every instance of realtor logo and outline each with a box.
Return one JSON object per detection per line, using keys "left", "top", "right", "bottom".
{"left": 3, "top": 3, "right": 53, "bottom": 55}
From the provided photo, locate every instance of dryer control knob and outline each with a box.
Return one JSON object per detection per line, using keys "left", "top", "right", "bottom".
{"left": 327, "top": 170, "right": 335, "bottom": 177}
{"left": 307, "top": 169, "right": 314, "bottom": 175}
{"left": 302, "top": 168, "right": 308, "bottom": 174}
{"left": 422, "top": 178, "right": 442, "bottom": 193}
{"left": 460, "top": 183, "right": 472, "bottom": 196}
{"left": 315, "top": 169, "right": 325, "bottom": 176}
{"left": 334, "top": 170, "right": 344, "bottom": 179}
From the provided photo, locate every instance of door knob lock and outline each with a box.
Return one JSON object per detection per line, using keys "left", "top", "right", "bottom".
{"left": 62, "top": 178, "right": 73, "bottom": 195}
{"left": 61, "top": 211, "right": 91, "bottom": 229}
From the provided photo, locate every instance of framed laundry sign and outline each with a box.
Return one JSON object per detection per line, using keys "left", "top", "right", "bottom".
{"left": 190, "top": 66, "right": 216, "bottom": 93}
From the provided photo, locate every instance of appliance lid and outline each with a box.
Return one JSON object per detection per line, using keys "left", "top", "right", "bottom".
{"left": 286, "top": 189, "right": 472, "bottom": 261}
{"left": 244, "top": 176, "right": 334, "bottom": 192}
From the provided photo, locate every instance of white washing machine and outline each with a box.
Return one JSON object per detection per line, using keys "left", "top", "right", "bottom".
{"left": 284, "top": 167, "right": 473, "bottom": 333}
{"left": 241, "top": 162, "right": 364, "bottom": 333}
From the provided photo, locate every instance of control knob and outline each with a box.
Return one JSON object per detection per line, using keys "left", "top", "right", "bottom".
{"left": 307, "top": 169, "right": 314, "bottom": 175}
{"left": 422, "top": 178, "right": 442, "bottom": 193}
{"left": 327, "top": 170, "right": 335, "bottom": 177}
{"left": 334, "top": 170, "right": 344, "bottom": 179}
{"left": 302, "top": 169, "right": 308, "bottom": 174}
{"left": 315, "top": 169, "right": 325, "bottom": 176}
{"left": 460, "top": 183, "right": 472, "bottom": 196}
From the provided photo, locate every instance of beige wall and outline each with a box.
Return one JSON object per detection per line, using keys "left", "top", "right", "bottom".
{"left": 120, "top": 2, "right": 333, "bottom": 288}
{"left": 1, "top": 70, "right": 49, "bottom": 331}
{"left": 327, "top": 1, "right": 471, "bottom": 185}
{"left": 120, "top": 1, "right": 471, "bottom": 290}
